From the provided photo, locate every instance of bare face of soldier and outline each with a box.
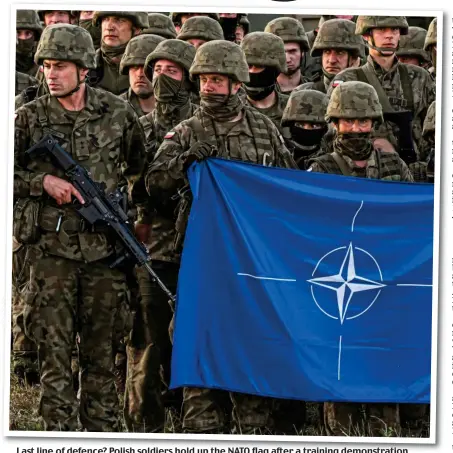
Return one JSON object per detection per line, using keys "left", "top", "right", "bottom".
{"left": 366, "top": 27, "right": 400, "bottom": 55}
{"left": 397, "top": 55, "right": 421, "bottom": 66}
{"left": 294, "top": 122, "right": 324, "bottom": 130}
{"left": 322, "top": 49, "right": 350, "bottom": 75}
{"left": 44, "top": 11, "right": 72, "bottom": 26}
{"left": 129, "top": 65, "right": 153, "bottom": 98}
{"left": 199, "top": 74, "right": 241, "bottom": 95}
{"left": 285, "top": 42, "right": 302, "bottom": 75}
{"left": 43, "top": 60, "right": 88, "bottom": 97}
{"left": 102, "top": 16, "right": 137, "bottom": 47}
{"left": 336, "top": 118, "right": 373, "bottom": 133}
{"left": 235, "top": 25, "right": 245, "bottom": 43}
{"left": 187, "top": 38, "right": 207, "bottom": 49}
{"left": 17, "top": 29, "right": 34, "bottom": 40}
{"left": 80, "top": 11, "right": 95, "bottom": 20}
{"left": 153, "top": 59, "right": 184, "bottom": 81}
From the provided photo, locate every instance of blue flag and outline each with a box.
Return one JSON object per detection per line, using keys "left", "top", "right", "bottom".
{"left": 170, "top": 158, "right": 434, "bottom": 403}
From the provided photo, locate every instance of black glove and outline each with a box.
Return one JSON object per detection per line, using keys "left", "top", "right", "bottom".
{"left": 182, "top": 142, "right": 217, "bottom": 171}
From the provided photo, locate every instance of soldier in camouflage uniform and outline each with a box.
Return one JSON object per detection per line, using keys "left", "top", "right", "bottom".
{"left": 91, "top": 11, "right": 149, "bottom": 95}
{"left": 327, "top": 16, "right": 435, "bottom": 160}
{"left": 143, "top": 13, "right": 177, "bottom": 38}
{"left": 424, "top": 18, "right": 437, "bottom": 80}
{"left": 15, "top": 71, "right": 38, "bottom": 96}
{"left": 281, "top": 89, "right": 328, "bottom": 169}
{"left": 177, "top": 16, "right": 224, "bottom": 49}
{"left": 396, "top": 27, "right": 430, "bottom": 70}
{"left": 37, "top": 10, "right": 74, "bottom": 26}
{"left": 72, "top": 11, "right": 101, "bottom": 49}
{"left": 219, "top": 13, "right": 250, "bottom": 44}
{"left": 14, "top": 24, "right": 147, "bottom": 431}
{"left": 264, "top": 17, "right": 310, "bottom": 94}
{"left": 298, "top": 19, "right": 363, "bottom": 94}
{"left": 145, "top": 40, "right": 297, "bottom": 434}
{"left": 241, "top": 32, "right": 290, "bottom": 133}
{"left": 16, "top": 10, "right": 42, "bottom": 76}
{"left": 119, "top": 34, "right": 165, "bottom": 116}
{"left": 170, "top": 12, "right": 220, "bottom": 34}
{"left": 309, "top": 82, "right": 413, "bottom": 436}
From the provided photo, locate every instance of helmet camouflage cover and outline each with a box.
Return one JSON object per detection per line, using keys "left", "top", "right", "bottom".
{"left": 190, "top": 39, "right": 250, "bottom": 82}
{"left": 311, "top": 19, "right": 364, "bottom": 58}
{"left": 144, "top": 39, "right": 196, "bottom": 80}
{"left": 424, "top": 17, "right": 437, "bottom": 51}
{"left": 177, "top": 16, "right": 224, "bottom": 42}
{"left": 422, "top": 101, "right": 435, "bottom": 136}
{"left": 92, "top": 11, "right": 149, "bottom": 29}
{"left": 16, "top": 10, "right": 43, "bottom": 37}
{"left": 264, "top": 17, "right": 310, "bottom": 52}
{"left": 396, "top": 26, "right": 430, "bottom": 62}
{"left": 34, "top": 23, "right": 96, "bottom": 69}
{"left": 120, "top": 34, "right": 165, "bottom": 75}
{"left": 281, "top": 89, "right": 328, "bottom": 126}
{"left": 240, "top": 31, "right": 287, "bottom": 73}
{"left": 326, "top": 81, "right": 383, "bottom": 122}
{"left": 170, "top": 12, "right": 220, "bottom": 25}
{"left": 355, "top": 16, "right": 409, "bottom": 36}
{"left": 143, "top": 13, "right": 177, "bottom": 38}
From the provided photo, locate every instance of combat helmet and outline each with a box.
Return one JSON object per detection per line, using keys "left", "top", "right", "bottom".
{"left": 143, "top": 13, "right": 177, "bottom": 38}
{"left": 170, "top": 12, "right": 220, "bottom": 26}
{"left": 190, "top": 40, "right": 250, "bottom": 82}
{"left": 177, "top": 16, "right": 224, "bottom": 42}
{"left": 92, "top": 11, "right": 149, "bottom": 29}
{"left": 37, "top": 10, "right": 74, "bottom": 22}
{"left": 34, "top": 23, "right": 96, "bottom": 68}
{"left": 16, "top": 10, "right": 43, "bottom": 38}
{"left": 144, "top": 39, "right": 196, "bottom": 81}
{"left": 311, "top": 19, "right": 364, "bottom": 58}
{"left": 120, "top": 34, "right": 165, "bottom": 75}
{"left": 422, "top": 101, "right": 435, "bottom": 136}
{"left": 396, "top": 26, "right": 430, "bottom": 63}
{"left": 424, "top": 17, "right": 437, "bottom": 51}
{"left": 326, "top": 81, "right": 383, "bottom": 122}
{"left": 264, "top": 17, "right": 309, "bottom": 52}
{"left": 355, "top": 16, "right": 409, "bottom": 35}
{"left": 281, "top": 90, "right": 328, "bottom": 126}
{"left": 241, "top": 31, "right": 287, "bottom": 73}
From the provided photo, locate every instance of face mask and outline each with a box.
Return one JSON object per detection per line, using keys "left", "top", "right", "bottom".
{"left": 200, "top": 92, "right": 243, "bottom": 122}
{"left": 244, "top": 67, "right": 278, "bottom": 101}
{"left": 79, "top": 19, "right": 101, "bottom": 47}
{"left": 16, "top": 37, "right": 36, "bottom": 57}
{"left": 290, "top": 126, "right": 326, "bottom": 149}
{"left": 220, "top": 17, "right": 237, "bottom": 42}
{"left": 334, "top": 131, "right": 373, "bottom": 160}
{"left": 101, "top": 40, "right": 128, "bottom": 63}
{"left": 153, "top": 73, "right": 190, "bottom": 115}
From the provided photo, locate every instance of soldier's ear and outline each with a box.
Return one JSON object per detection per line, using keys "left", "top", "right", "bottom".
{"left": 231, "top": 81, "right": 242, "bottom": 94}
{"left": 80, "top": 67, "right": 89, "bottom": 80}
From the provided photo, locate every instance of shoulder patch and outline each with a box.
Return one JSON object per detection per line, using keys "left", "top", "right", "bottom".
{"left": 332, "top": 80, "right": 344, "bottom": 88}
{"left": 164, "top": 131, "right": 175, "bottom": 139}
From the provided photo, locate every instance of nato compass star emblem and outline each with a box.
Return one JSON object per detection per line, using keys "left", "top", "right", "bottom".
{"left": 238, "top": 200, "right": 432, "bottom": 380}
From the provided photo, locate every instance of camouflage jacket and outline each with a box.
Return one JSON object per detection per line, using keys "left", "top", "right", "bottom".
{"left": 138, "top": 100, "right": 198, "bottom": 263}
{"left": 145, "top": 106, "right": 297, "bottom": 260}
{"left": 119, "top": 88, "right": 155, "bottom": 118}
{"left": 297, "top": 75, "right": 330, "bottom": 94}
{"left": 308, "top": 146, "right": 414, "bottom": 182}
{"left": 327, "top": 56, "right": 435, "bottom": 154}
{"left": 15, "top": 71, "right": 38, "bottom": 96}
{"left": 91, "top": 49, "right": 130, "bottom": 96}
{"left": 246, "top": 90, "right": 290, "bottom": 134}
{"left": 14, "top": 85, "right": 147, "bottom": 262}
{"left": 276, "top": 72, "right": 311, "bottom": 95}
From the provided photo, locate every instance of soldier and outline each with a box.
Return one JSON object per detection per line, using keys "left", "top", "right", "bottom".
{"left": 308, "top": 81, "right": 413, "bottom": 435}
{"left": 327, "top": 16, "right": 435, "bottom": 160}
{"left": 241, "top": 32, "right": 290, "bottom": 132}
{"left": 264, "top": 17, "right": 310, "bottom": 94}
{"left": 143, "top": 13, "right": 177, "bottom": 39}
{"left": 16, "top": 10, "right": 42, "bottom": 76}
{"left": 219, "top": 13, "right": 250, "bottom": 44}
{"left": 145, "top": 40, "right": 297, "bottom": 434}
{"left": 298, "top": 19, "right": 363, "bottom": 94}
{"left": 15, "top": 71, "right": 38, "bottom": 96}
{"left": 170, "top": 12, "right": 220, "bottom": 34}
{"left": 123, "top": 38, "right": 197, "bottom": 433}
{"left": 281, "top": 89, "right": 328, "bottom": 169}
{"left": 91, "top": 11, "right": 149, "bottom": 95}
{"left": 420, "top": 100, "right": 435, "bottom": 166}
{"left": 396, "top": 27, "right": 430, "bottom": 69}
{"left": 177, "top": 16, "right": 224, "bottom": 49}
{"left": 14, "top": 24, "right": 147, "bottom": 431}
{"left": 38, "top": 10, "right": 74, "bottom": 26}
{"left": 424, "top": 18, "right": 437, "bottom": 79}
{"left": 73, "top": 11, "right": 101, "bottom": 49}
{"left": 119, "top": 34, "right": 165, "bottom": 116}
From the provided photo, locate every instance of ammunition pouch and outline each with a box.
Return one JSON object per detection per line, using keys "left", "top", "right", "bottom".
{"left": 13, "top": 198, "right": 42, "bottom": 244}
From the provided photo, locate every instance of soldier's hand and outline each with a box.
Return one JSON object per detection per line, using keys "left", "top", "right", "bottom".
{"left": 183, "top": 142, "right": 217, "bottom": 171}
{"left": 43, "top": 175, "right": 85, "bottom": 205}
{"left": 135, "top": 223, "right": 151, "bottom": 243}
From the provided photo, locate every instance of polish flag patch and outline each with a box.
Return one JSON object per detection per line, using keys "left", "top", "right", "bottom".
{"left": 164, "top": 131, "right": 175, "bottom": 139}
{"left": 332, "top": 80, "right": 344, "bottom": 88}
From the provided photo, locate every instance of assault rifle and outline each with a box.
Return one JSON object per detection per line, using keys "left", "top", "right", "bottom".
{"left": 26, "top": 134, "right": 176, "bottom": 304}
{"left": 383, "top": 110, "right": 417, "bottom": 165}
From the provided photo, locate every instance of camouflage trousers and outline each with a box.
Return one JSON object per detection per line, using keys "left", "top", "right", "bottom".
{"left": 124, "top": 261, "right": 179, "bottom": 433}
{"left": 24, "top": 249, "right": 130, "bottom": 431}
{"left": 11, "top": 243, "right": 38, "bottom": 379}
